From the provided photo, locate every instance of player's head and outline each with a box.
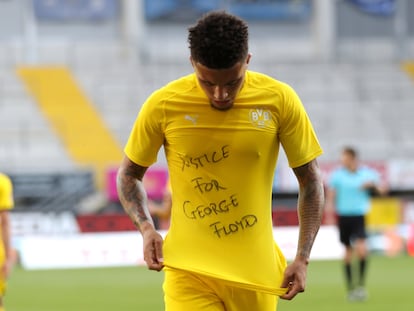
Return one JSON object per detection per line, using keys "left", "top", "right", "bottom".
{"left": 341, "top": 146, "right": 358, "bottom": 170}
{"left": 188, "top": 10, "right": 249, "bottom": 69}
{"left": 188, "top": 11, "right": 251, "bottom": 110}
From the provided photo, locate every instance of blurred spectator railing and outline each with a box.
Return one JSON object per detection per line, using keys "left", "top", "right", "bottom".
{"left": 9, "top": 171, "right": 95, "bottom": 212}
{"left": 144, "top": 0, "right": 312, "bottom": 21}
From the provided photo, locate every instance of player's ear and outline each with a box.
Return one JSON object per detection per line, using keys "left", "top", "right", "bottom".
{"left": 246, "top": 53, "right": 252, "bottom": 65}
{"left": 189, "top": 56, "right": 195, "bottom": 68}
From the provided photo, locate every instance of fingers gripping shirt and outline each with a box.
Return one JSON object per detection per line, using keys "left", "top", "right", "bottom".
{"left": 125, "top": 71, "right": 323, "bottom": 295}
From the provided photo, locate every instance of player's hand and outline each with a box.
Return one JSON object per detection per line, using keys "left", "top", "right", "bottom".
{"left": 280, "top": 258, "right": 308, "bottom": 300}
{"left": 0, "top": 263, "right": 8, "bottom": 279}
{"left": 1, "top": 256, "right": 14, "bottom": 279}
{"left": 141, "top": 225, "right": 164, "bottom": 271}
{"left": 361, "top": 181, "right": 375, "bottom": 189}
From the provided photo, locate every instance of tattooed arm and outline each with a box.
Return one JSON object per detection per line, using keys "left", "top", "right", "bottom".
{"left": 280, "top": 159, "right": 324, "bottom": 300}
{"left": 116, "top": 156, "right": 164, "bottom": 271}
{"left": 0, "top": 210, "right": 13, "bottom": 278}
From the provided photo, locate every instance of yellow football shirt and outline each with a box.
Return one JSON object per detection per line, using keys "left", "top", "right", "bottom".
{"left": 0, "top": 173, "right": 13, "bottom": 211}
{"left": 0, "top": 172, "right": 13, "bottom": 292}
{"left": 125, "top": 70, "right": 323, "bottom": 295}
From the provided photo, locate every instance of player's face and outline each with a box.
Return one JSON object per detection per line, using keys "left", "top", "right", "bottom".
{"left": 191, "top": 54, "right": 251, "bottom": 111}
{"left": 341, "top": 152, "right": 356, "bottom": 170}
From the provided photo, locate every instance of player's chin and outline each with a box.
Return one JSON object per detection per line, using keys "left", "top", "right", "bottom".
{"left": 210, "top": 100, "right": 234, "bottom": 111}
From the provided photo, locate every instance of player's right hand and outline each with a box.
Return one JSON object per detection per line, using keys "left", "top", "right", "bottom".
{"left": 142, "top": 228, "right": 164, "bottom": 271}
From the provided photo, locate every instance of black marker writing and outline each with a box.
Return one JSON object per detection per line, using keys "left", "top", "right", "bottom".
{"left": 210, "top": 214, "right": 258, "bottom": 238}
{"left": 180, "top": 145, "right": 230, "bottom": 171}
{"left": 192, "top": 177, "right": 227, "bottom": 194}
{"left": 182, "top": 194, "right": 238, "bottom": 220}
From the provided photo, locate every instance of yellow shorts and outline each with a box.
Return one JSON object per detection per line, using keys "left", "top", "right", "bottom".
{"left": 163, "top": 267, "right": 278, "bottom": 311}
{"left": 0, "top": 276, "right": 5, "bottom": 297}
{"left": 0, "top": 257, "right": 5, "bottom": 297}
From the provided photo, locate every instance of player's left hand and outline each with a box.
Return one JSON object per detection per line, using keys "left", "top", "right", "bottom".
{"left": 141, "top": 225, "right": 164, "bottom": 271}
{"left": 280, "top": 258, "right": 308, "bottom": 300}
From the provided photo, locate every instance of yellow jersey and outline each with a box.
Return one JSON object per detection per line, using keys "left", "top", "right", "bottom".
{"left": 125, "top": 70, "right": 323, "bottom": 295}
{"left": 0, "top": 173, "right": 13, "bottom": 211}
{"left": 0, "top": 172, "right": 13, "bottom": 278}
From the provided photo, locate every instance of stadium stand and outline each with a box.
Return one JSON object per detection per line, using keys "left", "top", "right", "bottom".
{"left": 0, "top": 0, "right": 413, "bottom": 221}
{"left": 0, "top": 69, "right": 75, "bottom": 172}
{"left": 17, "top": 66, "right": 124, "bottom": 189}
{"left": 9, "top": 171, "right": 95, "bottom": 212}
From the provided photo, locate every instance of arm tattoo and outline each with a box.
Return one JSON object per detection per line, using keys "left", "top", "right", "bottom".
{"left": 116, "top": 159, "right": 154, "bottom": 231}
{"left": 293, "top": 159, "right": 325, "bottom": 261}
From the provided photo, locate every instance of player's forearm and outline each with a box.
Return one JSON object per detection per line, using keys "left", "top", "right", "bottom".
{"left": 324, "top": 189, "right": 334, "bottom": 210}
{"left": 116, "top": 163, "right": 155, "bottom": 232}
{"left": 0, "top": 212, "right": 11, "bottom": 260}
{"left": 293, "top": 160, "right": 325, "bottom": 262}
{"left": 324, "top": 189, "right": 336, "bottom": 217}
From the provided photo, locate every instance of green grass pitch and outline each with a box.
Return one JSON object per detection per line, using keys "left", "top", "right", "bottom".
{"left": 5, "top": 255, "right": 413, "bottom": 311}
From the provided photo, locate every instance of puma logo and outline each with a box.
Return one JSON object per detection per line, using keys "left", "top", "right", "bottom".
{"left": 184, "top": 114, "right": 198, "bottom": 124}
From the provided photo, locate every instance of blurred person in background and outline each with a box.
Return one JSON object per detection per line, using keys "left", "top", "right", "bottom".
{"left": 117, "top": 11, "right": 324, "bottom": 310}
{"left": 0, "top": 173, "right": 14, "bottom": 311}
{"left": 148, "top": 179, "right": 172, "bottom": 230}
{"left": 325, "top": 146, "right": 387, "bottom": 302}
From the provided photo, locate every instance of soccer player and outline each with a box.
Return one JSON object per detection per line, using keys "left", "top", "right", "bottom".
{"left": 325, "top": 146, "right": 387, "bottom": 301}
{"left": 0, "top": 173, "right": 14, "bottom": 311}
{"left": 148, "top": 179, "right": 172, "bottom": 230}
{"left": 117, "top": 11, "right": 324, "bottom": 310}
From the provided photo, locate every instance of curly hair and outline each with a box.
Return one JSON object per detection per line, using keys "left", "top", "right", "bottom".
{"left": 188, "top": 11, "right": 249, "bottom": 69}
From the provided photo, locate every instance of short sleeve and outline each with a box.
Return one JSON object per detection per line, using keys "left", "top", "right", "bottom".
{"left": 124, "top": 91, "right": 165, "bottom": 167}
{"left": 278, "top": 84, "right": 323, "bottom": 168}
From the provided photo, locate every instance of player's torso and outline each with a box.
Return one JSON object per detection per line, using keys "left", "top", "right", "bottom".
{"left": 160, "top": 73, "right": 283, "bottom": 238}
{"left": 162, "top": 72, "right": 283, "bottom": 179}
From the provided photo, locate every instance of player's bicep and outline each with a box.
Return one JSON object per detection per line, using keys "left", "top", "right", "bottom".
{"left": 117, "top": 156, "right": 148, "bottom": 205}
{"left": 292, "top": 159, "right": 322, "bottom": 188}
{"left": 118, "top": 156, "right": 148, "bottom": 182}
